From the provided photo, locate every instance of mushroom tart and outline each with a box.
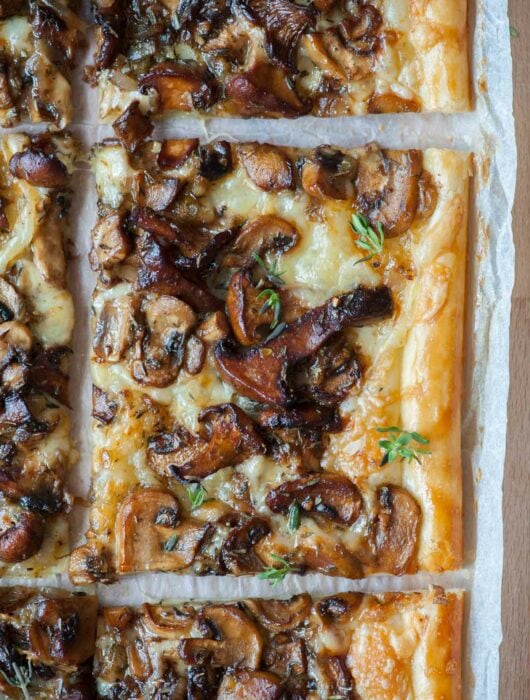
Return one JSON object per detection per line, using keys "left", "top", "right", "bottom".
{"left": 70, "top": 139, "right": 469, "bottom": 584}
{"left": 95, "top": 588, "right": 463, "bottom": 699}
{"left": 0, "top": 132, "right": 76, "bottom": 576}
{"left": 90, "top": 0, "right": 470, "bottom": 123}
{"left": 0, "top": 1, "right": 84, "bottom": 127}
{"left": 0, "top": 586, "right": 97, "bottom": 699}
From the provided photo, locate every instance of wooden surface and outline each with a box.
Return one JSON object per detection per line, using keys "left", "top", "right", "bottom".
{"left": 500, "top": 2, "right": 529, "bottom": 698}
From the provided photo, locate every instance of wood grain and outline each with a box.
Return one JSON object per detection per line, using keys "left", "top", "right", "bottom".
{"left": 500, "top": 2, "right": 530, "bottom": 699}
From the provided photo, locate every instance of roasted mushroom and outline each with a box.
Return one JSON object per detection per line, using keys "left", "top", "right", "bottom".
{"left": 0, "top": 280, "right": 25, "bottom": 322}
{"left": 215, "top": 286, "right": 392, "bottom": 406}
{"left": 318, "top": 655, "right": 355, "bottom": 699}
{"left": 225, "top": 267, "right": 275, "bottom": 346}
{"left": 223, "top": 215, "right": 299, "bottom": 269}
{"left": 141, "top": 603, "right": 196, "bottom": 639}
{"left": 68, "top": 541, "right": 112, "bottom": 585}
{"left": 0, "top": 506, "right": 44, "bottom": 563}
{"left": 30, "top": 347, "right": 70, "bottom": 406}
{"left": 226, "top": 64, "right": 308, "bottom": 118}
{"left": 312, "top": 592, "right": 363, "bottom": 655}
{"left": 355, "top": 146, "right": 423, "bottom": 236}
{"left": 237, "top": 143, "right": 293, "bottom": 192}
{"left": 266, "top": 474, "right": 363, "bottom": 526}
{"left": 199, "top": 141, "right": 233, "bottom": 181}
{"left": 93, "top": 296, "right": 138, "bottom": 362}
{"left": 90, "top": 212, "right": 131, "bottom": 271}
{"left": 368, "top": 93, "right": 420, "bottom": 114}
{"left": 301, "top": 147, "right": 358, "bottom": 200}
{"left": 92, "top": 385, "right": 118, "bottom": 424}
{"left": 220, "top": 517, "right": 270, "bottom": 574}
{"left": 245, "top": 594, "right": 311, "bottom": 633}
{"left": 148, "top": 403, "right": 265, "bottom": 481}
{"left": 140, "top": 177, "right": 181, "bottom": 212}
{"left": 0, "top": 391, "right": 50, "bottom": 443}
{"left": 217, "top": 670, "right": 282, "bottom": 700}
{"left": 112, "top": 100, "right": 153, "bottom": 153}
{"left": 9, "top": 147, "right": 67, "bottom": 188}
{"left": 158, "top": 138, "right": 199, "bottom": 169}
{"left": 138, "top": 62, "right": 218, "bottom": 112}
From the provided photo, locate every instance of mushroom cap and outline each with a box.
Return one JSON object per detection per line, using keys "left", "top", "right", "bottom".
{"left": 237, "top": 143, "right": 293, "bottom": 193}
{"left": 0, "top": 507, "right": 44, "bottom": 563}
{"left": 245, "top": 594, "right": 312, "bottom": 633}
{"left": 9, "top": 147, "right": 67, "bottom": 188}
{"left": 372, "top": 485, "right": 421, "bottom": 574}
{"left": 138, "top": 61, "right": 218, "bottom": 113}
{"left": 222, "top": 215, "right": 299, "bottom": 269}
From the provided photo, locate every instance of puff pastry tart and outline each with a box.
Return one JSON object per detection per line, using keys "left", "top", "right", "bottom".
{"left": 69, "top": 137, "right": 469, "bottom": 584}
{"left": 0, "top": 586, "right": 97, "bottom": 699}
{"left": 91, "top": 0, "right": 470, "bottom": 122}
{"left": 0, "top": 133, "right": 76, "bottom": 576}
{"left": 0, "top": 1, "right": 83, "bottom": 127}
{"left": 95, "top": 588, "right": 463, "bottom": 699}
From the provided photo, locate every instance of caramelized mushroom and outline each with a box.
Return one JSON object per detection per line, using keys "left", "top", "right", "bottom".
{"left": 158, "top": 138, "right": 199, "bottom": 169}
{"left": 356, "top": 146, "right": 423, "bottom": 236}
{"left": 0, "top": 391, "right": 50, "bottom": 443}
{"left": 90, "top": 212, "right": 131, "bottom": 270}
{"left": 266, "top": 474, "right": 362, "bottom": 525}
{"left": 112, "top": 100, "right": 153, "bottom": 153}
{"left": 368, "top": 92, "right": 420, "bottom": 114}
{"left": 9, "top": 148, "right": 67, "bottom": 188}
{"left": 30, "top": 347, "right": 70, "bottom": 406}
{"left": 93, "top": 296, "right": 138, "bottom": 362}
{"left": 226, "top": 64, "right": 308, "bottom": 118}
{"left": 195, "top": 311, "right": 229, "bottom": 345}
{"left": 245, "top": 594, "right": 311, "bottom": 633}
{"left": 226, "top": 267, "right": 274, "bottom": 346}
{"left": 32, "top": 596, "right": 97, "bottom": 665}
{"left": 148, "top": 403, "right": 265, "bottom": 481}
{"left": 313, "top": 592, "right": 363, "bottom": 655}
{"left": 370, "top": 485, "right": 421, "bottom": 574}
{"left": 301, "top": 147, "right": 358, "bottom": 200}
{"left": 138, "top": 62, "right": 217, "bottom": 112}
{"left": 199, "top": 141, "right": 233, "bottom": 181}
{"left": 214, "top": 286, "right": 392, "bottom": 405}
{"left": 116, "top": 489, "right": 208, "bottom": 573}
{"left": 318, "top": 655, "right": 355, "bottom": 699}
{"left": 256, "top": 403, "right": 340, "bottom": 433}
{"left": 92, "top": 385, "right": 118, "bottom": 424}
{"left": 220, "top": 517, "right": 270, "bottom": 574}
{"left": 0, "top": 278, "right": 25, "bottom": 321}
{"left": 217, "top": 670, "right": 282, "bottom": 700}
{"left": 32, "top": 198, "right": 67, "bottom": 288}
{"left": 223, "top": 215, "right": 298, "bottom": 269}
{"left": 140, "top": 178, "right": 180, "bottom": 212}
{"left": 0, "top": 507, "right": 44, "bottom": 563}
{"left": 68, "top": 542, "right": 112, "bottom": 584}
{"left": 237, "top": 144, "right": 293, "bottom": 192}
{"left": 141, "top": 604, "right": 196, "bottom": 639}
{"left": 179, "top": 605, "right": 262, "bottom": 669}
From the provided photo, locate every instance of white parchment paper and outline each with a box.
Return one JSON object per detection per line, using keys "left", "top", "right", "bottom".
{"left": 2, "top": 1, "right": 516, "bottom": 698}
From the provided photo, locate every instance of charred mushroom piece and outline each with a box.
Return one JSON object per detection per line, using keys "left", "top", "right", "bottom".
{"left": 220, "top": 517, "right": 270, "bottom": 574}
{"left": 158, "top": 138, "right": 199, "bottom": 169}
{"left": 223, "top": 215, "right": 298, "bottom": 269}
{"left": 90, "top": 213, "right": 131, "bottom": 271}
{"left": 93, "top": 296, "right": 138, "bottom": 362}
{"left": 116, "top": 489, "right": 208, "bottom": 574}
{"left": 148, "top": 403, "right": 265, "bottom": 481}
{"left": 356, "top": 146, "right": 423, "bottom": 236}
{"left": 217, "top": 670, "right": 282, "bottom": 700}
{"left": 138, "top": 62, "right": 218, "bottom": 113}
{"left": 140, "top": 178, "right": 180, "bottom": 212}
{"left": 0, "top": 507, "right": 44, "bottom": 563}
{"left": 245, "top": 594, "right": 311, "bottom": 633}
{"left": 238, "top": 0, "right": 316, "bottom": 71}
{"left": 0, "top": 391, "right": 50, "bottom": 442}
{"left": 112, "top": 100, "right": 153, "bottom": 153}
{"left": 226, "top": 64, "right": 308, "bottom": 118}
{"left": 94, "top": 17, "right": 124, "bottom": 69}
{"left": 370, "top": 485, "right": 421, "bottom": 574}
{"left": 237, "top": 144, "right": 293, "bottom": 192}
{"left": 0, "top": 278, "right": 25, "bottom": 322}
{"left": 368, "top": 92, "right": 420, "bottom": 114}
{"left": 130, "top": 295, "right": 196, "bottom": 388}
{"left": 179, "top": 604, "right": 262, "bottom": 669}
{"left": 301, "top": 147, "right": 358, "bottom": 200}
{"left": 226, "top": 266, "right": 275, "bottom": 346}
{"left": 9, "top": 147, "right": 67, "bottom": 188}
{"left": 266, "top": 474, "right": 363, "bottom": 526}
{"left": 199, "top": 141, "right": 233, "bottom": 181}
{"left": 92, "top": 386, "right": 118, "bottom": 424}
{"left": 30, "top": 347, "right": 70, "bottom": 406}
{"left": 256, "top": 403, "right": 341, "bottom": 433}
{"left": 215, "top": 286, "right": 392, "bottom": 406}
{"left": 318, "top": 655, "right": 355, "bottom": 699}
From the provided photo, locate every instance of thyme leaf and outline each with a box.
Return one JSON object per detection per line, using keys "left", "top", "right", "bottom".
{"left": 351, "top": 213, "right": 385, "bottom": 264}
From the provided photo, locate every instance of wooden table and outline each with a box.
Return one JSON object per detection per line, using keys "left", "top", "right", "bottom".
{"left": 500, "top": 2, "right": 529, "bottom": 698}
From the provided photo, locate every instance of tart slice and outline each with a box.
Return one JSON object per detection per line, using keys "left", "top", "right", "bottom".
{"left": 92, "top": 0, "right": 470, "bottom": 122}
{"left": 0, "top": 132, "right": 76, "bottom": 576}
{"left": 70, "top": 138, "right": 469, "bottom": 584}
{"left": 95, "top": 587, "right": 463, "bottom": 699}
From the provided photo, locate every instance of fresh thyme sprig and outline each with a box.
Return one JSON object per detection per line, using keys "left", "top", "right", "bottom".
{"left": 252, "top": 252, "right": 286, "bottom": 286}
{"left": 376, "top": 426, "right": 431, "bottom": 466}
{"left": 257, "top": 288, "right": 282, "bottom": 329}
{"left": 0, "top": 661, "right": 32, "bottom": 700}
{"left": 257, "top": 554, "right": 299, "bottom": 587}
{"left": 187, "top": 483, "right": 207, "bottom": 511}
{"left": 287, "top": 502, "right": 301, "bottom": 532}
{"left": 351, "top": 213, "right": 385, "bottom": 265}
{"left": 264, "top": 321, "right": 287, "bottom": 343}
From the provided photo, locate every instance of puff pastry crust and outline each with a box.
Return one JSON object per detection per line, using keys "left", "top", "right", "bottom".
{"left": 95, "top": 587, "right": 463, "bottom": 699}
{"left": 92, "top": 0, "right": 470, "bottom": 121}
{"left": 69, "top": 139, "right": 469, "bottom": 584}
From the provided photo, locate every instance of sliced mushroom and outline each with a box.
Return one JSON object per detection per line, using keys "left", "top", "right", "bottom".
{"left": 256, "top": 403, "right": 340, "bottom": 433}
{"left": 226, "top": 267, "right": 274, "bottom": 346}
{"left": 130, "top": 295, "right": 196, "bottom": 388}
{"left": 141, "top": 603, "right": 196, "bottom": 639}
{"left": 9, "top": 147, "right": 67, "bottom": 188}
{"left": 214, "top": 286, "right": 392, "bottom": 406}
{"left": 140, "top": 177, "right": 181, "bottom": 212}
{"left": 262, "top": 637, "right": 307, "bottom": 697}
{"left": 138, "top": 62, "right": 218, "bottom": 112}
{"left": 226, "top": 64, "right": 308, "bottom": 118}
{"left": 112, "top": 100, "right": 153, "bottom": 153}
{"left": 116, "top": 489, "right": 208, "bottom": 574}
{"left": 0, "top": 278, "right": 25, "bottom": 322}
{"left": 356, "top": 146, "right": 423, "bottom": 236}
{"left": 93, "top": 296, "right": 138, "bottom": 363}
{"left": 68, "top": 542, "right": 112, "bottom": 585}
{"left": 29, "top": 347, "right": 70, "bottom": 407}
{"left": 147, "top": 403, "right": 265, "bottom": 481}
{"left": 196, "top": 311, "right": 229, "bottom": 345}
{"left": 179, "top": 604, "right": 262, "bottom": 669}
{"left": 245, "top": 594, "right": 311, "bottom": 633}
{"left": 417, "top": 170, "right": 438, "bottom": 220}
{"left": 313, "top": 592, "right": 363, "bottom": 656}
{"left": 266, "top": 474, "right": 363, "bottom": 526}
{"left": 220, "top": 517, "right": 270, "bottom": 574}
{"left": 199, "top": 141, "right": 233, "bottom": 181}
{"left": 92, "top": 386, "right": 118, "bottom": 424}
{"left": 237, "top": 144, "right": 293, "bottom": 192}
{"left": 298, "top": 537, "right": 362, "bottom": 578}
{"left": 217, "top": 670, "right": 282, "bottom": 700}
{"left": 94, "top": 16, "right": 124, "bottom": 69}
{"left": 238, "top": 0, "right": 316, "bottom": 71}
{"left": 223, "top": 216, "right": 298, "bottom": 269}
{"left": 318, "top": 655, "right": 355, "bottom": 699}
{"left": 369, "top": 485, "right": 421, "bottom": 575}
{"left": 0, "top": 391, "right": 50, "bottom": 443}
{"left": 0, "top": 507, "right": 44, "bottom": 563}
{"left": 90, "top": 212, "right": 131, "bottom": 271}
{"left": 368, "top": 92, "right": 420, "bottom": 114}
{"left": 301, "top": 147, "right": 358, "bottom": 200}
{"left": 158, "top": 138, "right": 199, "bottom": 169}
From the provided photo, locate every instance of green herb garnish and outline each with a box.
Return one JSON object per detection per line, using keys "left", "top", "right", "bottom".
{"left": 252, "top": 252, "right": 285, "bottom": 286}
{"left": 187, "top": 483, "right": 206, "bottom": 511}
{"left": 163, "top": 534, "right": 179, "bottom": 552}
{"left": 288, "top": 502, "right": 301, "bottom": 532}
{"left": 509, "top": 25, "right": 519, "bottom": 38}
{"left": 376, "top": 426, "right": 431, "bottom": 466}
{"left": 264, "top": 321, "right": 287, "bottom": 343}
{"left": 0, "top": 661, "right": 32, "bottom": 700}
{"left": 257, "top": 288, "right": 282, "bottom": 329}
{"left": 257, "top": 554, "right": 298, "bottom": 587}
{"left": 351, "top": 213, "right": 384, "bottom": 265}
